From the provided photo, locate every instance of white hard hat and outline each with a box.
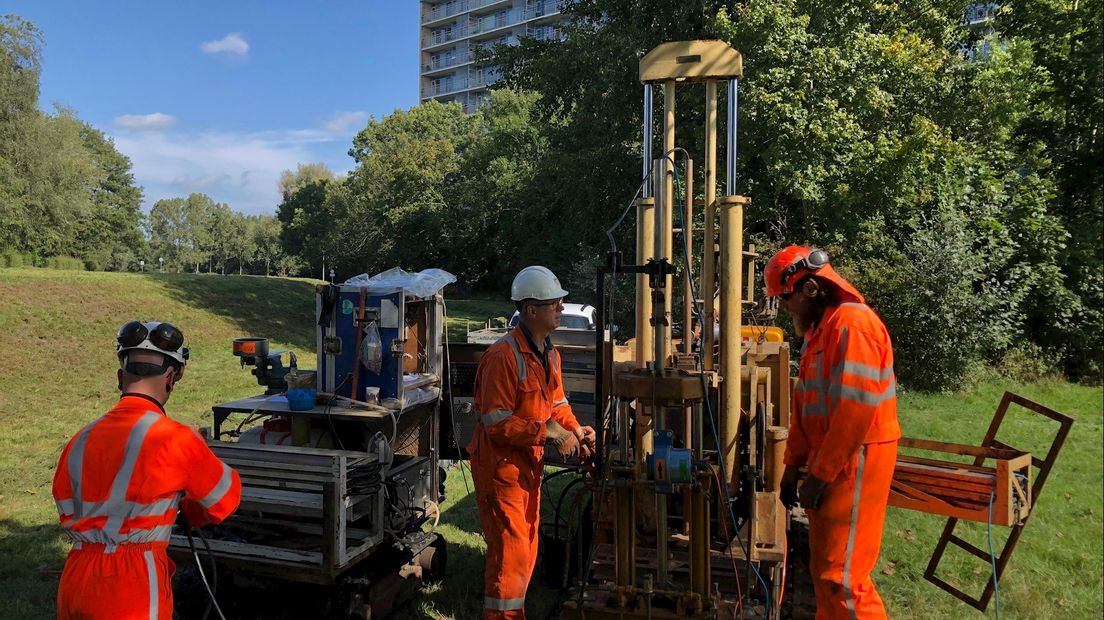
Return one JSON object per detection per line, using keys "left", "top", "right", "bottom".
{"left": 511, "top": 266, "right": 568, "bottom": 302}
{"left": 116, "top": 320, "right": 190, "bottom": 367}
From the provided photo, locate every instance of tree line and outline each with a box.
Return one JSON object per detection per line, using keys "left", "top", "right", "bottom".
{"left": 3, "top": 3, "right": 1101, "bottom": 389}
{"left": 276, "top": 0, "right": 1101, "bottom": 388}
{"left": 0, "top": 15, "right": 292, "bottom": 276}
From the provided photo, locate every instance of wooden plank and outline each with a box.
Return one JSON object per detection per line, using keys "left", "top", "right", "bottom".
{"left": 239, "top": 488, "right": 323, "bottom": 517}
{"left": 239, "top": 476, "right": 324, "bottom": 493}
{"left": 220, "top": 457, "right": 334, "bottom": 475}
{"left": 894, "top": 471, "right": 996, "bottom": 494}
{"left": 169, "top": 534, "right": 321, "bottom": 565}
{"left": 228, "top": 514, "right": 375, "bottom": 541}
{"left": 897, "top": 454, "right": 996, "bottom": 475}
{"left": 894, "top": 465, "right": 996, "bottom": 489}
{"left": 900, "top": 437, "right": 1021, "bottom": 460}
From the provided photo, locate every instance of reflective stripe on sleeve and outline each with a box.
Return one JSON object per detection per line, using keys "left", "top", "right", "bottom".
{"left": 830, "top": 380, "right": 897, "bottom": 407}
{"left": 480, "top": 409, "right": 514, "bottom": 426}
{"left": 552, "top": 399, "right": 569, "bottom": 409}
{"left": 485, "top": 596, "right": 525, "bottom": 611}
{"left": 835, "top": 359, "right": 895, "bottom": 382}
{"left": 826, "top": 327, "right": 896, "bottom": 409}
{"left": 198, "top": 461, "right": 234, "bottom": 509}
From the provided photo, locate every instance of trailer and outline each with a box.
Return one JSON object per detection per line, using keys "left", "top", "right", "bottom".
{"left": 170, "top": 278, "right": 450, "bottom": 619}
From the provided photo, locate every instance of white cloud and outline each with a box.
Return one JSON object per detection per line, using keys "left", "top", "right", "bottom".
{"left": 201, "top": 33, "right": 249, "bottom": 57}
{"left": 321, "top": 111, "right": 369, "bottom": 133}
{"left": 110, "top": 127, "right": 352, "bottom": 215}
{"left": 113, "top": 112, "right": 177, "bottom": 130}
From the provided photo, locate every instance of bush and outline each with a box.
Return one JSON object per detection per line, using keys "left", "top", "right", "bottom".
{"left": 2, "top": 250, "right": 27, "bottom": 268}
{"left": 43, "top": 256, "right": 86, "bottom": 271}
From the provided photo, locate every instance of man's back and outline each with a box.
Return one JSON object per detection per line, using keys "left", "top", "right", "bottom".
{"left": 53, "top": 394, "right": 240, "bottom": 619}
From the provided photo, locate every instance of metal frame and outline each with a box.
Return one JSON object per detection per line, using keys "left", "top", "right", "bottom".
{"left": 922, "top": 391, "right": 1074, "bottom": 611}
{"left": 169, "top": 443, "right": 386, "bottom": 584}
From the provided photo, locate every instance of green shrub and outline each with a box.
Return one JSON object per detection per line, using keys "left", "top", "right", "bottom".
{"left": 2, "top": 250, "right": 25, "bottom": 268}
{"left": 42, "top": 256, "right": 86, "bottom": 271}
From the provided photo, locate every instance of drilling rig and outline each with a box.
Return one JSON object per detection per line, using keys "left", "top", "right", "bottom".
{"left": 560, "top": 39, "right": 790, "bottom": 618}
{"left": 555, "top": 39, "right": 1074, "bottom": 620}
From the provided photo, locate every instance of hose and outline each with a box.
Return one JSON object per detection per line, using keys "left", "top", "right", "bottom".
{"left": 186, "top": 526, "right": 227, "bottom": 620}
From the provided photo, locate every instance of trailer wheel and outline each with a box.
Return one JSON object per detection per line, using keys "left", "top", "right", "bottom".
{"left": 417, "top": 535, "right": 447, "bottom": 584}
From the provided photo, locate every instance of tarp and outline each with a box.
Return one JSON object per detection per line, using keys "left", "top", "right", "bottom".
{"left": 343, "top": 267, "right": 456, "bottom": 298}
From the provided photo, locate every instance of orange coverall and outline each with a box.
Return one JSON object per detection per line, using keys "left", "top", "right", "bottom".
{"left": 785, "top": 301, "right": 901, "bottom": 620}
{"left": 52, "top": 394, "right": 241, "bottom": 619}
{"left": 468, "top": 326, "right": 580, "bottom": 619}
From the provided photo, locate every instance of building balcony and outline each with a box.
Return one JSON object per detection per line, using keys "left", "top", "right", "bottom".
{"left": 422, "top": 1, "right": 468, "bottom": 26}
{"left": 424, "top": 25, "right": 472, "bottom": 50}
{"left": 524, "top": 0, "right": 563, "bottom": 20}
{"left": 422, "top": 77, "right": 471, "bottom": 98}
{"left": 525, "top": 23, "right": 565, "bottom": 41}
{"left": 424, "top": 49, "right": 474, "bottom": 74}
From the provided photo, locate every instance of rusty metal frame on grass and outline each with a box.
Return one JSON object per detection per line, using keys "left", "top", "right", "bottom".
{"left": 922, "top": 392, "right": 1074, "bottom": 611}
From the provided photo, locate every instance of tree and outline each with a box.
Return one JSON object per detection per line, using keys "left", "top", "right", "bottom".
{"left": 335, "top": 100, "right": 479, "bottom": 276}
{"left": 276, "top": 163, "right": 340, "bottom": 278}
{"left": 1, "top": 15, "right": 143, "bottom": 268}
{"left": 227, "top": 212, "right": 255, "bottom": 275}
{"left": 252, "top": 215, "right": 283, "bottom": 276}
{"left": 279, "top": 162, "right": 335, "bottom": 197}
{"left": 74, "top": 121, "right": 144, "bottom": 270}
{"left": 490, "top": 0, "right": 1087, "bottom": 388}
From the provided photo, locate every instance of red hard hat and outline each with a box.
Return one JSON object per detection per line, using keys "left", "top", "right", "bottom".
{"left": 764, "top": 245, "right": 864, "bottom": 302}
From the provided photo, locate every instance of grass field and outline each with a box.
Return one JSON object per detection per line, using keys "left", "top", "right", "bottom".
{"left": 0, "top": 267, "right": 1099, "bottom": 619}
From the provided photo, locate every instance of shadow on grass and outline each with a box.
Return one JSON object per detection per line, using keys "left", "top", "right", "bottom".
{"left": 144, "top": 273, "right": 319, "bottom": 352}
{"left": 0, "top": 519, "right": 67, "bottom": 620}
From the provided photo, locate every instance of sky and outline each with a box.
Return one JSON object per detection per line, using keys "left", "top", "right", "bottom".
{"left": 6, "top": 1, "right": 420, "bottom": 215}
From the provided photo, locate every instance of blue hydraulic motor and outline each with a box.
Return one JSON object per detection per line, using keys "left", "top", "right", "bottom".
{"left": 646, "top": 429, "right": 692, "bottom": 494}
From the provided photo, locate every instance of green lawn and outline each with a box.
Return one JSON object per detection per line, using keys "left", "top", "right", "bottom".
{"left": 0, "top": 267, "right": 1099, "bottom": 619}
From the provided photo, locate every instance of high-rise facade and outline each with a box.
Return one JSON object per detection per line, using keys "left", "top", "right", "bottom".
{"left": 420, "top": 0, "right": 567, "bottom": 113}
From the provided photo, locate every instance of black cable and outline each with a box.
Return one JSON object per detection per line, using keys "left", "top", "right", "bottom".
{"left": 186, "top": 526, "right": 227, "bottom": 620}
{"left": 553, "top": 476, "right": 588, "bottom": 529}
{"left": 322, "top": 373, "right": 351, "bottom": 450}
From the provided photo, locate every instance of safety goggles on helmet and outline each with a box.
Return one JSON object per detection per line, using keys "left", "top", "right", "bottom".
{"left": 116, "top": 320, "right": 189, "bottom": 367}
{"left": 778, "top": 248, "right": 830, "bottom": 289}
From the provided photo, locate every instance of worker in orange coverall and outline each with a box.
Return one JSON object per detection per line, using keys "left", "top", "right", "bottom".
{"left": 468, "top": 266, "right": 597, "bottom": 619}
{"left": 53, "top": 321, "right": 241, "bottom": 619}
{"left": 766, "top": 247, "right": 901, "bottom": 620}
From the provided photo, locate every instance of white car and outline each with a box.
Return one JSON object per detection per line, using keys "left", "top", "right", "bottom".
{"left": 466, "top": 303, "right": 608, "bottom": 346}
{"left": 507, "top": 302, "right": 597, "bottom": 330}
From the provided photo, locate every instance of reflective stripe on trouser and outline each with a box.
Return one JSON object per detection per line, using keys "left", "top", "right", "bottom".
{"left": 472, "top": 456, "right": 540, "bottom": 620}
{"left": 807, "top": 441, "right": 896, "bottom": 620}
{"left": 57, "top": 546, "right": 174, "bottom": 619}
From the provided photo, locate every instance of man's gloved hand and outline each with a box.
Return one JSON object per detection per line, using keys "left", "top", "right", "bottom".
{"left": 798, "top": 474, "right": 829, "bottom": 510}
{"left": 574, "top": 425, "right": 596, "bottom": 460}
{"left": 575, "top": 426, "right": 596, "bottom": 451}
{"left": 779, "top": 464, "right": 800, "bottom": 509}
{"left": 546, "top": 419, "right": 580, "bottom": 458}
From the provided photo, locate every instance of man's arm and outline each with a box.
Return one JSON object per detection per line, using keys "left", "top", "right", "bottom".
{"left": 179, "top": 429, "right": 241, "bottom": 526}
{"left": 475, "top": 349, "right": 547, "bottom": 447}
{"left": 808, "top": 328, "right": 895, "bottom": 483}
{"left": 783, "top": 393, "right": 809, "bottom": 467}
{"left": 52, "top": 438, "right": 76, "bottom": 523}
